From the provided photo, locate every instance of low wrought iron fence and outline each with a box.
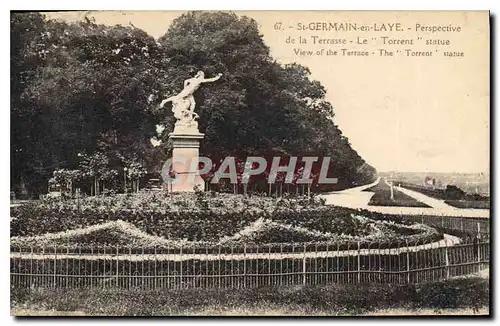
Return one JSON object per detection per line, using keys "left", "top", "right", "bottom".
{"left": 10, "top": 237, "right": 489, "bottom": 290}
{"left": 401, "top": 214, "right": 490, "bottom": 236}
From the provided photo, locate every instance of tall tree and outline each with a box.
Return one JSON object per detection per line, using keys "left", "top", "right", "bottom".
{"left": 13, "top": 16, "right": 167, "bottom": 196}
{"left": 11, "top": 11, "right": 376, "bottom": 197}
{"left": 158, "top": 12, "right": 376, "bottom": 189}
{"left": 11, "top": 12, "right": 47, "bottom": 197}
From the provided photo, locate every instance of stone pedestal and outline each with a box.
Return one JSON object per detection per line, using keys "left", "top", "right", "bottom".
{"left": 168, "top": 131, "right": 205, "bottom": 192}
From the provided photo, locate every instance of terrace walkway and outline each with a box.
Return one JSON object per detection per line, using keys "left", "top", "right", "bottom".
{"left": 320, "top": 178, "right": 489, "bottom": 218}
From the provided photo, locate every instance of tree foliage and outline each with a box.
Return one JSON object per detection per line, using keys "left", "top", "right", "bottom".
{"left": 158, "top": 12, "right": 376, "bottom": 189}
{"left": 11, "top": 11, "right": 376, "bottom": 198}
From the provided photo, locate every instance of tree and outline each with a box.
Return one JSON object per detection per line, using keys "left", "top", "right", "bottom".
{"left": 11, "top": 12, "right": 47, "bottom": 197}
{"left": 48, "top": 168, "right": 81, "bottom": 197}
{"left": 12, "top": 15, "right": 167, "bottom": 197}
{"left": 444, "top": 185, "right": 465, "bottom": 200}
{"left": 11, "top": 12, "right": 376, "bottom": 197}
{"left": 158, "top": 12, "right": 376, "bottom": 192}
{"left": 126, "top": 160, "right": 148, "bottom": 193}
{"left": 78, "top": 152, "right": 112, "bottom": 196}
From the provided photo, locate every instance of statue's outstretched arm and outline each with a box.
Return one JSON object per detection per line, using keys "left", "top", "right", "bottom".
{"left": 201, "top": 73, "right": 223, "bottom": 83}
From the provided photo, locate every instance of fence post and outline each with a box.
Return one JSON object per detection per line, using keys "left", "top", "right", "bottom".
{"left": 116, "top": 246, "right": 119, "bottom": 287}
{"left": 218, "top": 246, "right": 221, "bottom": 289}
{"left": 302, "top": 244, "right": 307, "bottom": 285}
{"left": 180, "top": 246, "right": 183, "bottom": 289}
{"left": 154, "top": 246, "right": 157, "bottom": 289}
{"left": 90, "top": 247, "right": 94, "bottom": 289}
{"left": 378, "top": 243, "right": 382, "bottom": 284}
{"left": 357, "top": 241, "right": 361, "bottom": 284}
{"left": 460, "top": 218, "right": 464, "bottom": 232}
{"left": 66, "top": 247, "right": 70, "bottom": 289}
{"left": 476, "top": 222, "right": 481, "bottom": 273}
{"left": 280, "top": 245, "right": 284, "bottom": 286}
{"left": 53, "top": 246, "right": 57, "bottom": 288}
{"left": 243, "top": 244, "right": 247, "bottom": 288}
{"left": 406, "top": 240, "right": 410, "bottom": 284}
{"left": 30, "top": 246, "right": 34, "bottom": 290}
{"left": 195, "top": 247, "right": 198, "bottom": 289}
{"left": 445, "top": 241, "right": 450, "bottom": 279}
{"left": 231, "top": 246, "right": 234, "bottom": 289}
{"left": 103, "top": 247, "right": 106, "bottom": 289}
{"left": 441, "top": 215, "right": 444, "bottom": 228}
{"left": 269, "top": 245, "right": 273, "bottom": 287}
{"left": 477, "top": 236, "right": 481, "bottom": 272}
{"left": 141, "top": 247, "right": 145, "bottom": 290}
{"left": 129, "top": 247, "right": 132, "bottom": 290}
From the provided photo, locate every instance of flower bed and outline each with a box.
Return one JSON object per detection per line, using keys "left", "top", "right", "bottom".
{"left": 29, "top": 191, "right": 325, "bottom": 214}
{"left": 10, "top": 216, "right": 441, "bottom": 250}
{"left": 10, "top": 220, "right": 182, "bottom": 248}
{"left": 10, "top": 193, "right": 442, "bottom": 248}
{"left": 10, "top": 193, "right": 325, "bottom": 239}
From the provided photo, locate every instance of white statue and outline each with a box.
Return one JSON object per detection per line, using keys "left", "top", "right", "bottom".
{"left": 160, "top": 71, "right": 222, "bottom": 132}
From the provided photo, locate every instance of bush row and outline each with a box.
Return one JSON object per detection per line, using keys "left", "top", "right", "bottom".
{"left": 11, "top": 278, "right": 489, "bottom": 315}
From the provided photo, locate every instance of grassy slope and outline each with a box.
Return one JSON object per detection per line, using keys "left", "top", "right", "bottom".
{"left": 365, "top": 180, "right": 431, "bottom": 208}
{"left": 392, "top": 181, "right": 489, "bottom": 208}
{"left": 11, "top": 278, "right": 489, "bottom": 316}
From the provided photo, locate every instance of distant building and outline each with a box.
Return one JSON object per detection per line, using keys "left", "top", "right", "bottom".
{"left": 423, "top": 176, "right": 443, "bottom": 189}
{"left": 424, "top": 176, "right": 435, "bottom": 187}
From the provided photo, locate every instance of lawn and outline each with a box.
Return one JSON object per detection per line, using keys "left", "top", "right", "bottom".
{"left": 365, "top": 180, "right": 431, "bottom": 208}
{"left": 394, "top": 181, "right": 489, "bottom": 209}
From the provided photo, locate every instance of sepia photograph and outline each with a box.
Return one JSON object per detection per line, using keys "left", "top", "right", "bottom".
{"left": 10, "top": 10, "right": 490, "bottom": 317}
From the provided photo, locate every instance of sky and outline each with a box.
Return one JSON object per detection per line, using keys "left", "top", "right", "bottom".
{"left": 44, "top": 11, "right": 490, "bottom": 174}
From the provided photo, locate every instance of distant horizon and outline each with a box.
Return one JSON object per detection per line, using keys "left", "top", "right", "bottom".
{"left": 377, "top": 170, "right": 489, "bottom": 175}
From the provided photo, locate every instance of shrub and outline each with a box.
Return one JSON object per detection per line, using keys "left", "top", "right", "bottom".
{"left": 444, "top": 200, "right": 489, "bottom": 209}
{"left": 444, "top": 185, "right": 466, "bottom": 200}
{"left": 11, "top": 278, "right": 489, "bottom": 316}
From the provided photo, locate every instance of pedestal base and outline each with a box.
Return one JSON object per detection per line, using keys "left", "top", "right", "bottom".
{"left": 167, "top": 132, "right": 205, "bottom": 193}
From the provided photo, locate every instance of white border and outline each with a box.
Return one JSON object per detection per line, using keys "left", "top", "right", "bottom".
{"left": 3, "top": 0, "right": 497, "bottom": 10}
{"left": 3, "top": 0, "right": 498, "bottom": 324}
